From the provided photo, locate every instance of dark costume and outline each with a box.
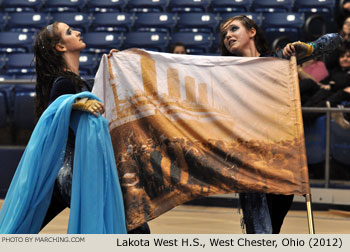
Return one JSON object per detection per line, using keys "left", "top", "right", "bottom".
{"left": 40, "top": 76, "right": 92, "bottom": 228}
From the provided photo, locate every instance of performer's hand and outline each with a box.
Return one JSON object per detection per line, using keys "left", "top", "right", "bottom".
{"left": 320, "top": 84, "right": 331, "bottom": 90}
{"left": 344, "top": 87, "right": 350, "bottom": 93}
{"left": 108, "top": 49, "right": 119, "bottom": 58}
{"left": 72, "top": 98, "right": 105, "bottom": 117}
{"left": 283, "top": 43, "right": 296, "bottom": 57}
{"left": 283, "top": 41, "right": 313, "bottom": 59}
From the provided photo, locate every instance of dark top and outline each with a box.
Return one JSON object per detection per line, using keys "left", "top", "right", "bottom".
{"left": 321, "top": 67, "right": 350, "bottom": 91}
{"left": 49, "top": 76, "right": 93, "bottom": 105}
{"left": 48, "top": 75, "right": 93, "bottom": 208}
{"left": 48, "top": 75, "right": 93, "bottom": 147}
{"left": 266, "top": 51, "right": 350, "bottom": 104}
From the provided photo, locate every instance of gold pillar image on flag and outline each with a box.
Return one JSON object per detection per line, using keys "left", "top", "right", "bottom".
{"left": 92, "top": 49, "right": 309, "bottom": 230}
{"left": 141, "top": 55, "right": 157, "bottom": 96}
{"left": 167, "top": 68, "right": 181, "bottom": 100}
{"left": 198, "top": 83, "right": 209, "bottom": 105}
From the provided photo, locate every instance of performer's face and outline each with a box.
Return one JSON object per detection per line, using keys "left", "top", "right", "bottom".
{"left": 223, "top": 19, "right": 256, "bottom": 56}
{"left": 339, "top": 51, "right": 350, "bottom": 68}
{"left": 55, "top": 22, "right": 86, "bottom": 53}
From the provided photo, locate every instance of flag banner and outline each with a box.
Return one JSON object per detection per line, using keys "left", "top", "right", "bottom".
{"left": 92, "top": 49, "right": 309, "bottom": 230}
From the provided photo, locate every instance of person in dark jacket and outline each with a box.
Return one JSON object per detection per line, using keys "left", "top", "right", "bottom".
{"left": 300, "top": 43, "right": 350, "bottom": 124}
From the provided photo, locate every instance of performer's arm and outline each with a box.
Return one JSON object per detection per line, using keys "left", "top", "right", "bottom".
{"left": 275, "top": 33, "right": 343, "bottom": 64}
{"left": 282, "top": 42, "right": 313, "bottom": 59}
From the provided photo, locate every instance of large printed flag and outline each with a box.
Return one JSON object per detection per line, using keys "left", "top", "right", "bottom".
{"left": 92, "top": 49, "right": 309, "bottom": 230}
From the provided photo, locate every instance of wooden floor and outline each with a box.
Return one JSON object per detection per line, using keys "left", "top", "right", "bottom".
{"left": 1, "top": 200, "right": 349, "bottom": 233}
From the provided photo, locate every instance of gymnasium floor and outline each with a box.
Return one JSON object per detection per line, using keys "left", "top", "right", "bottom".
{"left": 1, "top": 200, "right": 348, "bottom": 234}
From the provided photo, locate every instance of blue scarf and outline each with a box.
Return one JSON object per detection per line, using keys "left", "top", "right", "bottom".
{"left": 0, "top": 92, "right": 127, "bottom": 234}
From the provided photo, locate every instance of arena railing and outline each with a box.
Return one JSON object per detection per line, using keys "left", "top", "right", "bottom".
{"left": 302, "top": 107, "right": 350, "bottom": 188}
{"left": 0, "top": 79, "right": 35, "bottom": 84}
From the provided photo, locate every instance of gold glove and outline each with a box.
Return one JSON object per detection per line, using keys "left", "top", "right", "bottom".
{"left": 291, "top": 41, "right": 314, "bottom": 59}
{"left": 72, "top": 98, "right": 105, "bottom": 116}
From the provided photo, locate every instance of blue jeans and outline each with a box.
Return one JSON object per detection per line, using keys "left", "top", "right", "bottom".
{"left": 239, "top": 192, "right": 273, "bottom": 234}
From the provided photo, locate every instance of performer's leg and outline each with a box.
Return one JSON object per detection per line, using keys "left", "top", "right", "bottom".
{"left": 40, "top": 140, "right": 73, "bottom": 231}
{"left": 239, "top": 192, "right": 272, "bottom": 234}
{"left": 127, "top": 223, "right": 151, "bottom": 234}
{"left": 266, "top": 194, "right": 294, "bottom": 234}
{"left": 40, "top": 183, "right": 68, "bottom": 230}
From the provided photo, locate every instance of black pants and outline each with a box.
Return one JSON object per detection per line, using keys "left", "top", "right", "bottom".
{"left": 40, "top": 131, "right": 150, "bottom": 234}
{"left": 239, "top": 193, "right": 294, "bottom": 234}
{"left": 266, "top": 194, "right": 294, "bottom": 234}
{"left": 40, "top": 181, "right": 150, "bottom": 234}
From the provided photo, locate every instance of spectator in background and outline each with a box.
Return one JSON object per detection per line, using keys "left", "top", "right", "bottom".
{"left": 336, "top": 0, "right": 350, "bottom": 31}
{"left": 326, "top": 15, "right": 350, "bottom": 70}
{"left": 170, "top": 42, "right": 187, "bottom": 54}
{"left": 330, "top": 2, "right": 350, "bottom": 70}
{"left": 340, "top": 15, "right": 350, "bottom": 41}
{"left": 298, "top": 58, "right": 330, "bottom": 104}
{"left": 343, "top": 0, "right": 350, "bottom": 12}
{"left": 301, "top": 58, "right": 330, "bottom": 83}
{"left": 302, "top": 43, "right": 350, "bottom": 125}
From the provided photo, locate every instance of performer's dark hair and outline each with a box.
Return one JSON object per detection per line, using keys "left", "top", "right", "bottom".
{"left": 219, "top": 15, "right": 270, "bottom": 56}
{"left": 34, "top": 22, "right": 84, "bottom": 116}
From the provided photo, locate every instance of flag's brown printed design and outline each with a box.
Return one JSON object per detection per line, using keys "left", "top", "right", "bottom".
{"left": 93, "top": 49, "right": 309, "bottom": 230}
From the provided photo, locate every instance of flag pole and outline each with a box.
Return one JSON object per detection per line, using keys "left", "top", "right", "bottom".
{"left": 289, "top": 55, "right": 315, "bottom": 234}
{"left": 305, "top": 194, "right": 315, "bottom": 234}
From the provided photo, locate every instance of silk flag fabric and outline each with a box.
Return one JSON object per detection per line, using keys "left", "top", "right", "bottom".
{"left": 0, "top": 92, "right": 126, "bottom": 234}
{"left": 92, "top": 49, "right": 309, "bottom": 230}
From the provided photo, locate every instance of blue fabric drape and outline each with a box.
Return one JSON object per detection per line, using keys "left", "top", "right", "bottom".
{"left": 0, "top": 92, "right": 127, "bottom": 234}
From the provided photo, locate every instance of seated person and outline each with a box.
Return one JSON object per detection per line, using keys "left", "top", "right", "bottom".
{"left": 169, "top": 42, "right": 187, "bottom": 54}
{"left": 302, "top": 43, "right": 350, "bottom": 124}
